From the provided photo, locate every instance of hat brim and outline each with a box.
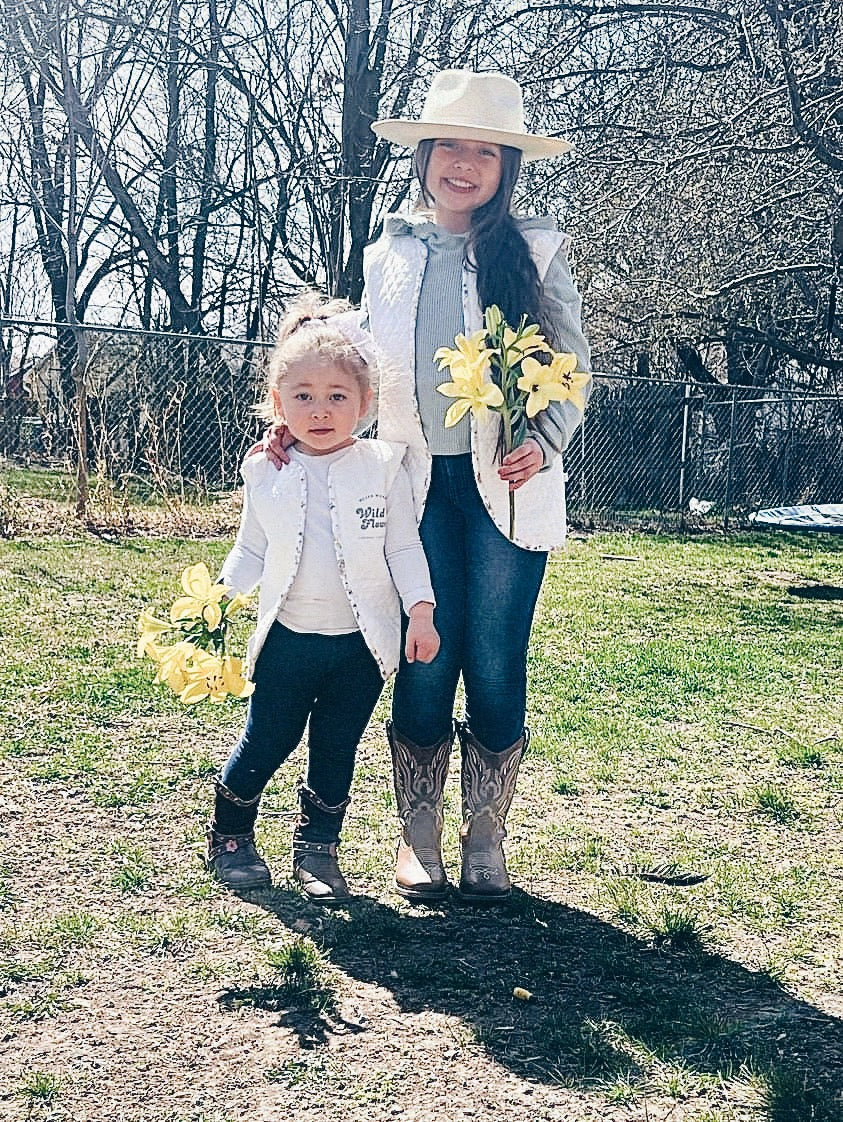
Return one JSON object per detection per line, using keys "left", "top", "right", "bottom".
{"left": 371, "top": 119, "right": 572, "bottom": 162}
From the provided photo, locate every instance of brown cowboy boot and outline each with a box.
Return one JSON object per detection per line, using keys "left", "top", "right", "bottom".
{"left": 388, "top": 720, "right": 453, "bottom": 901}
{"left": 207, "top": 777, "right": 271, "bottom": 890}
{"left": 292, "top": 785, "right": 351, "bottom": 905}
{"left": 207, "top": 828, "right": 272, "bottom": 890}
{"left": 457, "top": 723, "right": 528, "bottom": 903}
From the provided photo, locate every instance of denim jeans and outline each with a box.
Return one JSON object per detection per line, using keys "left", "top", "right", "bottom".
{"left": 216, "top": 622, "right": 384, "bottom": 838}
{"left": 391, "top": 454, "right": 547, "bottom": 752}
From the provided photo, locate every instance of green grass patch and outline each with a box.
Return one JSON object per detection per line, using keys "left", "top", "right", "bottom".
{"left": 15, "top": 1069, "right": 64, "bottom": 1105}
{"left": 1, "top": 529, "right": 841, "bottom": 1119}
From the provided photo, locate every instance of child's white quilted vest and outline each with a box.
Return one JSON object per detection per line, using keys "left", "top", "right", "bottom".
{"left": 223, "top": 442, "right": 407, "bottom": 679}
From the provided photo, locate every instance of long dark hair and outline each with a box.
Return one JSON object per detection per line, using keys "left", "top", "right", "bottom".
{"left": 415, "top": 139, "right": 550, "bottom": 340}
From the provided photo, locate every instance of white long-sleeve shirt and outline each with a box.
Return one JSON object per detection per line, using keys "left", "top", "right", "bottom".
{"left": 280, "top": 445, "right": 433, "bottom": 635}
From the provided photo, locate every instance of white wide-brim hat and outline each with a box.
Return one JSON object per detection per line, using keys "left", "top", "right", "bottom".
{"left": 371, "top": 70, "right": 571, "bottom": 162}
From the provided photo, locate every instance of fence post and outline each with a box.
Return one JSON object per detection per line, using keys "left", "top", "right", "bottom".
{"left": 678, "top": 381, "right": 691, "bottom": 529}
{"left": 73, "top": 327, "right": 89, "bottom": 518}
{"left": 579, "top": 408, "right": 587, "bottom": 512}
{"left": 723, "top": 387, "right": 738, "bottom": 531}
{"left": 780, "top": 393, "right": 793, "bottom": 503}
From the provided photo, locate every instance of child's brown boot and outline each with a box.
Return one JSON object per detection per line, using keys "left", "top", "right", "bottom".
{"left": 207, "top": 827, "right": 271, "bottom": 890}
{"left": 291, "top": 786, "right": 351, "bottom": 905}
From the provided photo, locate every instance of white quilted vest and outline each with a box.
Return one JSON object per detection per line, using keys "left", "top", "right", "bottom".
{"left": 364, "top": 225, "right": 570, "bottom": 550}
{"left": 221, "top": 441, "right": 406, "bottom": 680}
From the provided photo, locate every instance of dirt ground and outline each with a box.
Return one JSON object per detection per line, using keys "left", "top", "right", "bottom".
{"left": 3, "top": 721, "right": 842, "bottom": 1122}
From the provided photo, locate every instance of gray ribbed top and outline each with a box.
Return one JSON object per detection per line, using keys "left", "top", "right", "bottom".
{"left": 413, "top": 223, "right": 471, "bottom": 455}
{"left": 381, "top": 209, "right": 592, "bottom": 464}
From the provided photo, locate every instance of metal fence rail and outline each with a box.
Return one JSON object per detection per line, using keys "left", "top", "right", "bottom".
{"left": 2, "top": 319, "right": 841, "bottom": 529}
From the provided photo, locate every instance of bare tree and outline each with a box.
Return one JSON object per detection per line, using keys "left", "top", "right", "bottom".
{"left": 519, "top": 0, "right": 842, "bottom": 385}
{"left": 1, "top": 0, "right": 840, "bottom": 393}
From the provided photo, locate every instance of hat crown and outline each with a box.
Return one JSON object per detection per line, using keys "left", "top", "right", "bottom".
{"left": 420, "top": 70, "right": 525, "bottom": 135}
{"left": 370, "top": 69, "right": 572, "bottom": 161}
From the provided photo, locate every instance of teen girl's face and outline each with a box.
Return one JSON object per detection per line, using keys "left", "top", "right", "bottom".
{"left": 272, "top": 357, "right": 372, "bottom": 456}
{"left": 425, "top": 138, "right": 503, "bottom": 233}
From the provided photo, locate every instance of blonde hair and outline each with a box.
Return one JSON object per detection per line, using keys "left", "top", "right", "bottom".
{"left": 258, "top": 292, "right": 374, "bottom": 422}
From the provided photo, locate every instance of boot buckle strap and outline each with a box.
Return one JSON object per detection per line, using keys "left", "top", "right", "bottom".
{"left": 293, "top": 840, "right": 338, "bottom": 857}
{"left": 214, "top": 777, "right": 262, "bottom": 807}
{"left": 207, "top": 831, "right": 256, "bottom": 860}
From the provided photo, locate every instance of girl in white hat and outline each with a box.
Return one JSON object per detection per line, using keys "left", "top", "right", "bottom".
{"left": 364, "top": 69, "right": 592, "bottom": 904}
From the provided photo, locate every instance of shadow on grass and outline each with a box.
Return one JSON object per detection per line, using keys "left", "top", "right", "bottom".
{"left": 218, "top": 980, "right": 365, "bottom": 1048}
{"left": 787, "top": 583, "right": 843, "bottom": 601}
{"left": 220, "top": 885, "right": 843, "bottom": 1119}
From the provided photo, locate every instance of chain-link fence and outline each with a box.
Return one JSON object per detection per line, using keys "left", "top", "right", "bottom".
{"left": 565, "top": 378, "right": 842, "bottom": 529}
{"left": 2, "top": 320, "right": 269, "bottom": 495}
{"left": 2, "top": 319, "right": 841, "bottom": 530}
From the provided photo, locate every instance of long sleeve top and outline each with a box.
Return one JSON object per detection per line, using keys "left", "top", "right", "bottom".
{"left": 405, "top": 214, "right": 591, "bottom": 462}
{"left": 279, "top": 446, "right": 433, "bottom": 635}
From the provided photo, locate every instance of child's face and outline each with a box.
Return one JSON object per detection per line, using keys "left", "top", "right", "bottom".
{"left": 272, "top": 357, "right": 372, "bottom": 456}
{"left": 426, "top": 138, "right": 503, "bottom": 233}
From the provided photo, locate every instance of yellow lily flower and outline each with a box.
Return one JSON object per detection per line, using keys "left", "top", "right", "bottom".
{"left": 179, "top": 653, "right": 254, "bottom": 705}
{"left": 221, "top": 655, "right": 254, "bottom": 699}
{"left": 154, "top": 640, "right": 197, "bottom": 694}
{"left": 437, "top": 366, "right": 504, "bottom": 427}
{"left": 170, "top": 562, "right": 228, "bottom": 630}
{"left": 136, "top": 609, "right": 171, "bottom": 657}
{"left": 484, "top": 304, "right": 504, "bottom": 335}
{"left": 137, "top": 560, "right": 253, "bottom": 707}
{"left": 516, "top": 353, "right": 591, "bottom": 418}
{"left": 434, "top": 330, "right": 493, "bottom": 379}
{"left": 223, "top": 592, "right": 251, "bottom": 619}
{"left": 502, "top": 326, "right": 551, "bottom": 359}
{"left": 178, "top": 649, "right": 253, "bottom": 704}
{"left": 140, "top": 639, "right": 167, "bottom": 663}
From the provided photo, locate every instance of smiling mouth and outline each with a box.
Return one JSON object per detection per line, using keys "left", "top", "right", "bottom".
{"left": 443, "top": 177, "right": 476, "bottom": 192}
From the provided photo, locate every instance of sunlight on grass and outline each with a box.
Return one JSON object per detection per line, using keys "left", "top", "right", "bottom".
{"left": 750, "top": 784, "right": 802, "bottom": 823}
{"left": 40, "top": 911, "right": 101, "bottom": 950}
{"left": 109, "top": 841, "right": 154, "bottom": 894}
{"left": 15, "top": 1069, "right": 64, "bottom": 1105}
{"left": 117, "top": 909, "right": 209, "bottom": 957}
{"left": 264, "top": 935, "right": 341, "bottom": 1013}
{"left": 1, "top": 530, "right": 841, "bottom": 1119}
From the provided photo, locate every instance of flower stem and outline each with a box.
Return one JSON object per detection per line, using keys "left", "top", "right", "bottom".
{"left": 500, "top": 399, "right": 515, "bottom": 541}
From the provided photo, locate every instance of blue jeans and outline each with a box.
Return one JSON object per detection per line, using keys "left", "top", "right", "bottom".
{"left": 216, "top": 622, "right": 384, "bottom": 837}
{"left": 392, "top": 454, "right": 547, "bottom": 752}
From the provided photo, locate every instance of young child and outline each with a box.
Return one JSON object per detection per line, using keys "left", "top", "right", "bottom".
{"left": 208, "top": 295, "right": 439, "bottom": 904}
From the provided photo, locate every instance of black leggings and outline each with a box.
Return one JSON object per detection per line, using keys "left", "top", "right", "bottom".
{"left": 215, "top": 622, "right": 384, "bottom": 832}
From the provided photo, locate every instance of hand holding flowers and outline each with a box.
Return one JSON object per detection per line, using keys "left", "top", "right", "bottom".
{"left": 435, "top": 305, "right": 590, "bottom": 539}
{"left": 137, "top": 562, "right": 254, "bottom": 704}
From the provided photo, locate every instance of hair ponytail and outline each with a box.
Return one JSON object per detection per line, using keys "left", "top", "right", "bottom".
{"left": 275, "top": 291, "right": 351, "bottom": 343}
{"left": 259, "top": 292, "right": 374, "bottom": 422}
